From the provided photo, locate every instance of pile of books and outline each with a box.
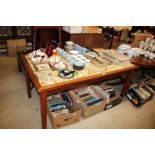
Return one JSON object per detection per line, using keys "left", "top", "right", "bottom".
{"left": 68, "top": 85, "right": 108, "bottom": 118}
{"left": 47, "top": 93, "right": 73, "bottom": 116}
{"left": 72, "top": 86, "right": 103, "bottom": 106}
{"left": 96, "top": 84, "right": 121, "bottom": 110}
{"left": 126, "top": 77, "right": 155, "bottom": 107}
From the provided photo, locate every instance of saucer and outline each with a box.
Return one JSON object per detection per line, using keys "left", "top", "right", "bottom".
{"left": 70, "top": 50, "right": 79, "bottom": 55}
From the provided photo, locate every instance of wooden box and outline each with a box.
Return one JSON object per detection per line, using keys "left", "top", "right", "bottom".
{"left": 68, "top": 86, "right": 107, "bottom": 118}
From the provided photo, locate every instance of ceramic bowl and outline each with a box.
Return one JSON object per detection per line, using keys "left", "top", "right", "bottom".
{"left": 73, "top": 61, "right": 84, "bottom": 70}
{"left": 54, "top": 62, "right": 67, "bottom": 70}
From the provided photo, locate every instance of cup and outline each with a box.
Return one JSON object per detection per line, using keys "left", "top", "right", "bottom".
{"left": 66, "top": 55, "right": 72, "bottom": 62}
{"left": 149, "top": 53, "right": 154, "bottom": 59}
{"left": 57, "top": 48, "right": 63, "bottom": 56}
{"left": 62, "top": 51, "right": 67, "bottom": 58}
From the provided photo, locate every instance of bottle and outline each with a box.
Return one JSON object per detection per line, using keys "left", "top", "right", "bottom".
{"left": 45, "top": 40, "right": 58, "bottom": 57}
{"left": 45, "top": 42, "right": 52, "bottom": 57}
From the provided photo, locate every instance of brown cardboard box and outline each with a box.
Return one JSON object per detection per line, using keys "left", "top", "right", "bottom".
{"left": 96, "top": 84, "right": 121, "bottom": 110}
{"left": 7, "top": 39, "right": 26, "bottom": 57}
{"left": 7, "top": 40, "right": 17, "bottom": 58}
{"left": 47, "top": 97, "right": 81, "bottom": 128}
{"left": 68, "top": 86, "right": 107, "bottom": 118}
{"left": 131, "top": 33, "right": 153, "bottom": 47}
{"left": 16, "top": 39, "right": 26, "bottom": 51}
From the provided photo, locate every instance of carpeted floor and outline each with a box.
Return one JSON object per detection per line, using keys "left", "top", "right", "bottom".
{"left": 0, "top": 56, "right": 155, "bottom": 129}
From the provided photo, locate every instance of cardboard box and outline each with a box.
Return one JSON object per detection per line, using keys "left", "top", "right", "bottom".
{"left": 68, "top": 86, "right": 107, "bottom": 118}
{"left": 7, "top": 40, "right": 17, "bottom": 58}
{"left": 96, "top": 84, "right": 121, "bottom": 110}
{"left": 131, "top": 33, "right": 153, "bottom": 47}
{"left": 7, "top": 39, "right": 26, "bottom": 57}
{"left": 63, "top": 26, "right": 82, "bottom": 33}
{"left": 47, "top": 93, "right": 81, "bottom": 128}
{"left": 16, "top": 39, "right": 26, "bottom": 51}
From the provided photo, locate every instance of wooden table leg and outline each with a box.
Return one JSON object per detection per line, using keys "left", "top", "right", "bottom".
{"left": 40, "top": 92, "right": 47, "bottom": 129}
{"left": 120, "top": 70, "right": 133, "bottom": 98}
{"left": 25, "top": 66, "right": 32, "bottom": 98}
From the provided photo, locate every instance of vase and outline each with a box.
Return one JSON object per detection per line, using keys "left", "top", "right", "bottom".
{"left": 49, "top": 49, "right": 60, "bottom": 67}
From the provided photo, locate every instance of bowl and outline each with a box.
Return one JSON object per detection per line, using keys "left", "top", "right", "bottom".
{"left": 54, "top": 62, "right": 67, "bottom": 70}
{"left": 73, "top": 61, "right": 85, "bottom": 70}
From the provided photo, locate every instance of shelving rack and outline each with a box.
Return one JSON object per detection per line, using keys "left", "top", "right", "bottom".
{"left": 0, "top": 26, "right": 33, "bottom": 54}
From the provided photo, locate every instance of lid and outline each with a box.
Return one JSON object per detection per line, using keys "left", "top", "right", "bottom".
{"left": 73, "top": 61, "right": 84, "bottom": 67}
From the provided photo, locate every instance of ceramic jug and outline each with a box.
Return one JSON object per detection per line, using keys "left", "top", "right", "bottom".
{"left": 49, "top": 49, "right": 60, "bottom": 67}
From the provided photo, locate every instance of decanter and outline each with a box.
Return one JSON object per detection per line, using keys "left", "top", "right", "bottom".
{"left": 49, "top": 49, "right": 60, "bottom": 67}
{"left": 45, "top": 40, "right": 58, "bottom": 57}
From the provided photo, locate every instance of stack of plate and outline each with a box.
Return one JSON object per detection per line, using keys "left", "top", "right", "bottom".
{"left": 64, "top": 41, "right": 75, "bottom": 52}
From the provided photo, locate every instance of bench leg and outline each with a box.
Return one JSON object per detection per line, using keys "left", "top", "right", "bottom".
{"left": 17, "top": 58, "right": 22, "bottom": 72}
{"left": 25, "top": 66, "right": 32, "bottom": 98}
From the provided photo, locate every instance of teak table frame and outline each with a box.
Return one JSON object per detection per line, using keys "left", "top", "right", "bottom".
{"left": 22, "top": 55, "right": 138, "bottom": 129}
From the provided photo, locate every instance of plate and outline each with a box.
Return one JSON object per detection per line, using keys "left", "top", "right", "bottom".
{"left": 70, "top": 50, "right": 79, "bottom": 55}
